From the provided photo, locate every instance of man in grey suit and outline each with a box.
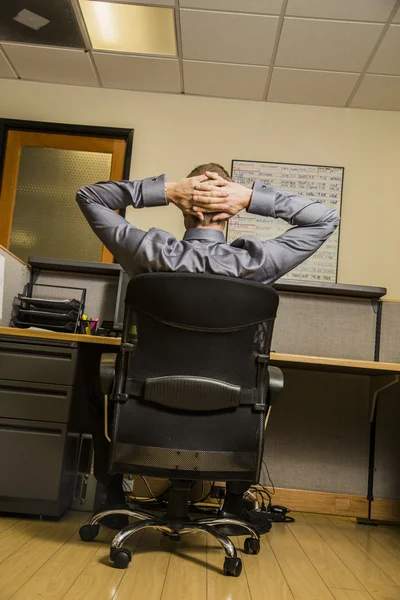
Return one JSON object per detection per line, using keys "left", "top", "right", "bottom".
{"left": 77, "top": 163, "right": 339, "bottom": 533}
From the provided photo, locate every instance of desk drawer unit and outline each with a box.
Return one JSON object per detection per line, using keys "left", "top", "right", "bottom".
{"left": 0, "top": 418, "right": 67, "bottom": 501}
{"left": 0, "top": 342, "right": 77, "bottom": 385}
{"left": 0, "top": 380, "right": 72, "bottom": 423}
{"left": 0, "top": 339, "right": 79, "bottom": 516}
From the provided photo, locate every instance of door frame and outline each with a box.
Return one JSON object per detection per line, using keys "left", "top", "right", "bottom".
{"left": 0, "top": 119, "right": 134, "bottom": 262}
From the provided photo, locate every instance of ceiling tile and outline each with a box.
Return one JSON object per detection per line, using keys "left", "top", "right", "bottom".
{"left": 0, "top": 0, "right": 85, "bottom": 48}
{"left": 392, "top": 7, "right": 400, "bottom": 23}
{"left": 1, "top": 43, "right": 98, "bottom": 86}
{"left": 105, "top": 0, "right": 174, "bottom": 4}
{"left": 183, "top": 60, "right": 268, "bottom": 100}
{"left": 276, "top": 18, "right": 384, "bottom": 71}
{"left": 180, "top": 9, "right": 278, "bottom": 65}
{"left": 179, "top": 0, "right": 283, "bottom": 14}
{"left": 93, "top": 52, "right": 180, "bottom": 93}
{"left": 286, "top": 0, "right": 397, "bottom": 22}
{"left": 0, "top": 48, "right": 17, "bottom": 78}
{"left": 351, "top": 74, "right": 400, "bottom": 110}
{"left": 268, "top": 67, "right": 358, "bottom": 107}
{"left": 79, "top": 1, "right": 176, "bottom": 56}
{"left": 369, "top": 25, "right": 400, "bottom": 75}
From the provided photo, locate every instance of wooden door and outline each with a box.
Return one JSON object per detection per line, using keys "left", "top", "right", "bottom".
{"left": 0, "top": 130, "right": 126, "bottom": 263}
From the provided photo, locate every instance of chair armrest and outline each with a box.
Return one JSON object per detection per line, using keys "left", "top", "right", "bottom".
{"left": 267, "top": 366, "right": 284, "bottom": 406}
{"left": 100, "top": 353, "right": 118, "bottom": 396}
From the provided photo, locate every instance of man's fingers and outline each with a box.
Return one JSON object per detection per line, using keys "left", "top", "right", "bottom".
{"left": 205, "top": 171, "right": 227, "bottom": 183}
{"left": 193, "top": 202, "right": 230, "bottom": 212}
{"left": 190, "top": 208, "right": 204, "bottom": 220}
{"left": 212, "top": 213, "right": 230, "bottom": 221}
{"left": 193, "top": 174, "right": 209, "bottom": 183}
{"left": 193, "top": 191, "right": 229, "bottom": 201}
{"left": 195, "top": 182, "right": 227, "bottom": 191}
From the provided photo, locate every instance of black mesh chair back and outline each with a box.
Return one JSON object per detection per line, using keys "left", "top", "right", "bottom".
{"left": 109, "top": 273, "right": 279, "bottom": 483}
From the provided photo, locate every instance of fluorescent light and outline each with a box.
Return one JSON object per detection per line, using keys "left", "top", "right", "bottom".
{"left": 79, "top": 0, "right": 177, "bottom": 56}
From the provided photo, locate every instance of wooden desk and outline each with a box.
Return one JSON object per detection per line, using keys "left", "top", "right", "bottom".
{"left": 0, "top": 326, "right": 121, "bottom": 346}
{"left": 2, "top": 327, "right": 399, "bottom": 372}
{"left": 270, "top": 352, "right": 400, "bottom": 374}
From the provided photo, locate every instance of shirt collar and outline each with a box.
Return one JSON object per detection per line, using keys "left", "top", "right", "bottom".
{"left": 183, "top": 228, "right": 226, "bottom": 243}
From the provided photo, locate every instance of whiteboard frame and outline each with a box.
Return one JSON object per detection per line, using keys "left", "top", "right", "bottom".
{"left": 227, "top": 159, "right": 344, "bottom": 284}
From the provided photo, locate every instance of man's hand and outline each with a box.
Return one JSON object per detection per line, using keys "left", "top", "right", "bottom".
{"left": 192, "top": 171, "right": 252, "bottom": 221}
{"left": 165, "top": 175, "right": 229, "bottom": 220}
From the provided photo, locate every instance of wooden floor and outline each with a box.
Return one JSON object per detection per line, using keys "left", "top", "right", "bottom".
{"left": 1, "top": 511, "right": 400, "bottom": 600}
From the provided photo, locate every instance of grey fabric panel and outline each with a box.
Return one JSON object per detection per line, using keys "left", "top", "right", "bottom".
{"left": 373, "top": 381, "right": 400, "bottom": 500}
{"left": 35, "top": 271, "right": 118, "bottom": 323}
{"left": 273, "top": 293, "right": 376, "bottom": 360}
{"left": 0, "top": 248, "right": 30, "bottom": 326}
{"left": 262, "top": 369, "right": 370, "bottom": 495}
{"left": 380, "top": 303, "right": 400, "bottom": 363}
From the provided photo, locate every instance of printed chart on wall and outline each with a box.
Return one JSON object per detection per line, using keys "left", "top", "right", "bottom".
{"left": 227, "top": 160, "right": 343, "bottom": 283}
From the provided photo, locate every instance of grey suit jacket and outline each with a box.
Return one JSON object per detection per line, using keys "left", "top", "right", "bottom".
{"left": 76, "top": 175, "right": 340, "bottom": 284}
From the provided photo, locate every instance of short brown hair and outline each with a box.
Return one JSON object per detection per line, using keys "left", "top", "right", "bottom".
{"left": 187, "top": 162, "right": 232, "bottom": 181}
{"left": 186, "top": 163, "right": 231, "bottom": 225}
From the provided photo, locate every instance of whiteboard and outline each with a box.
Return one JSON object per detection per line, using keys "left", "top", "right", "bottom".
{"left": 227, "top": 160, "right": 343, "bottom": 283}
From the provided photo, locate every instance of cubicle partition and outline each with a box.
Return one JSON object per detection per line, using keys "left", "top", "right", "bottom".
{"left": 262, "top": 284, "right": 400, "bottom": 521}
{"left": 273, "top": 292, "right": 377, "bottom": 360}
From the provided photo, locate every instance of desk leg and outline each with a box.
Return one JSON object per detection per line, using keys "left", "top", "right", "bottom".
{"left": 358, "top": 374, "right": 399, "bottom": 525}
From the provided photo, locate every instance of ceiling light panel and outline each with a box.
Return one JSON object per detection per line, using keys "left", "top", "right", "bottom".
{"left": 79, "top": 0, "right": 177, "bottom": 56}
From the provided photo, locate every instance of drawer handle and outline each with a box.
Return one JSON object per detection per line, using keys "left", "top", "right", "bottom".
{"left": 0, "top": 384, "right": 67, "bottom": 397}
{"left": 0, "top": 424, "right": 62, "bottom": 436}
{"left": 0, "top": 349, "right": 72, "bottom": 360}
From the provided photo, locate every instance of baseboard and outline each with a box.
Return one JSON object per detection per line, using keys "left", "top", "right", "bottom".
{"left": 370, "top": 498, "right": 400, "bottom": 523}
{"left": 260, "top": 487, "right": 369, "bottom": 518}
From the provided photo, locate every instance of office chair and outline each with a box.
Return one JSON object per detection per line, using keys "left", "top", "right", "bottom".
{"left": 79, "top": 273, "right": 283, "bottom": 577}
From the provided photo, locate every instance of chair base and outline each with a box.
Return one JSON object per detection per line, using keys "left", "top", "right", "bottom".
{"left": 80, "top": 508, "right": 261, "bottom": 577}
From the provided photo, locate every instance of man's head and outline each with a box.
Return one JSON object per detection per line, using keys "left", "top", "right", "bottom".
{"left": 185, "top": 163, "right": 231, "bottom": 230}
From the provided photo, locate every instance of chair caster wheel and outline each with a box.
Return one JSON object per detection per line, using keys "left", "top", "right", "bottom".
{"left": 223, "top": 557, "right": 242, "bottom": 577}
{"left": 110, "top": 548, "right": 132, "bottom": 569}
{"left": 79, "top": 524, "right": 100, "bottom": 542}
{"left": 244, "top": 537, "right": 260, "bottom": 555}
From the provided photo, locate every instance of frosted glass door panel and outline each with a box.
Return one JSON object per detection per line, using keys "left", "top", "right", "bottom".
{"left": 10, "top": 147, "right": 112, "bottom": 262}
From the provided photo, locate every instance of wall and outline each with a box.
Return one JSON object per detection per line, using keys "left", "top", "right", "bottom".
{"left": 1, "top": 79, "right": 400, "bottom": 297}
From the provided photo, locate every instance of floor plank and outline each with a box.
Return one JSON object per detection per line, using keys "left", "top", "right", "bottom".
{"left": 0, "top": 518, "right": 49, "bottom": 564}
{"left": 288, "top": 513, "right": 363, "bottom": 591}
{"left": 113, "top": 529, "right": 171, "bottom": 600}
{"left": 0, "top": 517, "right": 19, "bottom": 535}
{"left": 368, "top": 527, "right": 400, "bottom": 561}
{"left": 11, "top": 521, "right": 111, "bottom": 600}
{"left": 304, "top": 514, "right": 398, "bottom": 589}
{"left": 364, "top": 585, "right": 400, "bottom": 600}
{"left": 161, "top": 532, "right": 207, "bottom": 600}
{"left": 206, "top": 534, "right": 251, "bottom": 600}
{"left": 62, "top": 526, "right": 143, "bottom": 600}
{"left": 268, "top": 520, "right": 335, "bottom": 600}
{"left": 330, "top": 590, "right": 373, "bottom": 600}
{"left": 239, "top": 533, "right": 295, "bottom": 600}
{"left": 328, "top": 517, "right": 400, "bottom": 587}
{"left": 0, "top": 512, "right": 87, "bottom": 600}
